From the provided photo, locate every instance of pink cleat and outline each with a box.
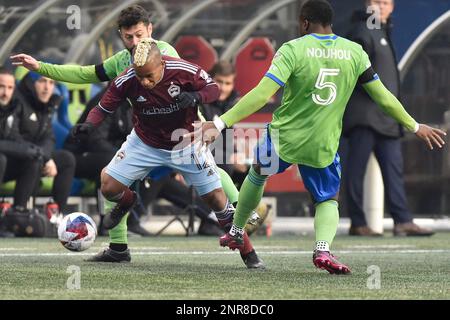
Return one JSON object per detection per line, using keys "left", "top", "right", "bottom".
{"left": 219, "top": 232, "right": 244, "bottom": 250}
{"left": 313, "top": 250, "right": 351, "bottom": 275}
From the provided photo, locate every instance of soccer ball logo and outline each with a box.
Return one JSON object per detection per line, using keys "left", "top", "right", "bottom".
{"left": 58, "top": 212, "right": 97, "bottom": 252}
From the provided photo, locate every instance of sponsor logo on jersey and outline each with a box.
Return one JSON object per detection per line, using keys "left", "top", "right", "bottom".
{"left": 142, "top": 104, "right": 180, "bottom": 115}
{"left": 136, "top": 95, "right": 147, "bottom": 102}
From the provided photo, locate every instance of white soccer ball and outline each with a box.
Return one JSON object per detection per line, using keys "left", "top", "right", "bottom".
{"left": 58, "top": 212, "right": 97, "bottom": 252}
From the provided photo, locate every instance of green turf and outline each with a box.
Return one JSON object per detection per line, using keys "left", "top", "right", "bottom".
{"left": 0, "top": 233, "right": 449, "bottom": 299}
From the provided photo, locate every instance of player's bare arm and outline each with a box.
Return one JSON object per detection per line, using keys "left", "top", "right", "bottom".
{"left": 362, "top": 78, "right": 446, "bottom": 150}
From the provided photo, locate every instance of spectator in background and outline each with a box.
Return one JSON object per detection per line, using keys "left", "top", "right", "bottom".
{"left": 200, "top": 61, "right": 248, "bottom": 186}
{"left": 0, "top": 67, "right": 43, "bottom": 212}
{"left": 64, "top": 88, "right": 132, "bottom": 190}
{"left": 200, "top": 61, "right": 270, "bottom": 231}
{"left": 343, "top": 0, "right": 434, "bottom": 236}
{"left": 17, "top": 72, "right": 76, "bottom": 216}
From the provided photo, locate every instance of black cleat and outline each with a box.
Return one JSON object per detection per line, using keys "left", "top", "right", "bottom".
{"left": 241, "top": 249, "right": 266, "bottom": 269}
{"left": 102, "top": 192, "right": 137, "bottom": 230}
{"left": 85, "top": 247, "right": 131, "bottom": 263}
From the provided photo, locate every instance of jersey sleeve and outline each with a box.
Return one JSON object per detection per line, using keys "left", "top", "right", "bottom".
{"left": 192, "top": 68, "right": 219, "bottom": 104}
{"left": 357, "top": 48, "right": 379, "bottom": 84}
{"left": 98, "top": 74, "right": 129, "bottom": 113}
{"left": 264, "top": 43, "right": 296, "bottom": 87}
{"left": 37, "top": 62, "right": 100, "bottom": 83}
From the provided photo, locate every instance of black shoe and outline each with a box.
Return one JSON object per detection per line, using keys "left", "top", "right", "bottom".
{"left": 85, "top": 247, "right": 131, "bottom": 263}
{"left": 198, "top": 220, "right": 224, "bottom": 236}
{"left": 102, "top": 192, "right": 137, "bottom": 230}
{"left": 240, "top": 249, "right": 266, "bottom": 269}
{"left": 128, "top": 223, "right": 152, "bottom": 237}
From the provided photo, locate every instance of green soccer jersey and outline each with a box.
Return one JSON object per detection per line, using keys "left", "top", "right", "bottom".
{"left": 266, "top": 33, "right": 373, "bottom": 168}
{"left": 102, "top": 39, "right": 179, "bottom": 80}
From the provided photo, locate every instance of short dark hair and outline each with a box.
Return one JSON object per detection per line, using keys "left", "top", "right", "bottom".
{"left": 209, "top": 61, "right": 235, "bottom": 77}
{"left": 0, "top": 66, "right": 13, "bottom": 76}
{"left": 117, "top": 5, "right": 150, "bottom": 30}
{"left": 299, "top": 0, "right": 334, "bottom": 27}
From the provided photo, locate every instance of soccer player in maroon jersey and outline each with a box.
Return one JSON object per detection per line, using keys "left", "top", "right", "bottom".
{"left": 72, "top": 39, "right": 264, "bottom": 268}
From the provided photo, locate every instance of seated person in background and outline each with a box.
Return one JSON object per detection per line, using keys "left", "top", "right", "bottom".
{"left": 17, "top": 72, "right": 76, "bottom": 216}
{"left": 200, "top": 61, "right": 240, "bottom": 180}
{"left": 64, "top": 87, "right": 132, "bottom": 189}
{"left": 0, "top": 67, "right": 43, "bottom": 213}
{"left": 200, "top": 61, "right": 270, "bottom": 230}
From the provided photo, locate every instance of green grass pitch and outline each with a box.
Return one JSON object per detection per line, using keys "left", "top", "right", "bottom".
{"left": 0, "top": 233, "right": 449, "bottom": 299}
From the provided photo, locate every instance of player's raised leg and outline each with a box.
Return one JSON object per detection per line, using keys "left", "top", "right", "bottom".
{"left": 176, "top": 145, "right": 265, "bottom": 269}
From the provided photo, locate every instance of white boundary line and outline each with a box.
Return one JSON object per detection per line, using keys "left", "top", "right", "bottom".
{"left": 0, "top": 249, "right": 449, "bottom": 257}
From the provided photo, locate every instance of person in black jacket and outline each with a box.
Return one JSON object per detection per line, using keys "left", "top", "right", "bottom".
{"left": 199, "top": 61, "right": 247, "bottom": 185}
{"left": 342, "top": 0, "right": 433, "bottom": 236}
{"left": 18, "top": 72, "right": 76, "bottom": 215}
{"left": 0, "top": 67, "right": 43, "bottom": 210}
{"left": 64, "top": 88, "right": 132, "bottom": 189}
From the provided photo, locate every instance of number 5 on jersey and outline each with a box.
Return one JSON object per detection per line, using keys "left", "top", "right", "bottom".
{"left": 312, "top": 68, "right": 340, "bottom": 106}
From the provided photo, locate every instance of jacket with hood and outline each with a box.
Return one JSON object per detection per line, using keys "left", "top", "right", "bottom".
{"left": 343, "top": 10, "right": 402, "bottom": 138}
{"left": 17, "top": 72, "right": 62, "bottom": 162}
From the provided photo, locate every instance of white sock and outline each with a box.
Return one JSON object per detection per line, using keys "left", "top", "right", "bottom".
{"left": 315, "top": 240, "right": 329, "bottom": 252}
{"left": 229, "top": 224, "right": 244, "bottom": 236}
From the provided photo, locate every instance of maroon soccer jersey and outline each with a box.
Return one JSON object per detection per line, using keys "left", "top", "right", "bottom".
{"left": 95, "top": 56, "right": 219, "bottom": 149}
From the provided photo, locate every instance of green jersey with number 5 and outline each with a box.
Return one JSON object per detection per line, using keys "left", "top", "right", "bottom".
{"left": 266, "top": 33, "right": 374, "bottom": 168}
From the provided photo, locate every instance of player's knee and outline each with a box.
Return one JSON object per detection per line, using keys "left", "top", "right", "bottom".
{"left": 201, "top": 188, "right": 227, "bottom": 212}
{"left": 100, "top": 172, "right": 123, "bottom": 199}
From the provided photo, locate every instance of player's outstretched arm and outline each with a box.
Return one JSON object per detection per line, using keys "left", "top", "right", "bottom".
{"left": 10, "top": 53, "right": 100, "bottom": 84}
{"left": 220, "top": 77, "right": 280, "bottom": 127}
{"left": 185, "top": 77, "right": 280, "bottom": 146}
{"left": 363, "top": 79, "right": 446, "bottom": 150}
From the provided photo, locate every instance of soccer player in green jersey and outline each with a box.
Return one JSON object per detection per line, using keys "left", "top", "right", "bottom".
{"left": 11, "top": 5, "right": 263, "bottom": 268}
{"left": 187, "top": 0, "right": 446, "bottom": 274}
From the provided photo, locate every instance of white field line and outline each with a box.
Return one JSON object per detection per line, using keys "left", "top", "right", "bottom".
{"left": 0, "top": 249, "right": 449, "bottom": 257}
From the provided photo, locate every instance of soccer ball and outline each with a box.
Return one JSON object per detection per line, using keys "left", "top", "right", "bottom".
{"left": 58, "top": 212, "right": 97, "bottom": 252}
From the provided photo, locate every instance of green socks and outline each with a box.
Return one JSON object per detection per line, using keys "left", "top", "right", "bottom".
{"left": 234, "top": 167, "right": 267, "bottom": 228}
{"left": 314, "top": 200, "right": 339, "bottom": 248}
{"left": 105, "top": 198, "right": 128, "bottom": 245}
{"left": 217, "top": 167, "right": 239, "bottom": 204}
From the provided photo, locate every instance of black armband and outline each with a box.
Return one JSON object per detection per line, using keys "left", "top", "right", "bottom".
{"left": 358, "top": 66, "right": 379, "bottom": 84}
{"left": 95, "top": 64, "right": 110, "bottom": 82}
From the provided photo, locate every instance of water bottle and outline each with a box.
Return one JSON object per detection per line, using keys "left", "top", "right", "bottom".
{"left": 0, "top": 198, "right": 12, "bottom": 216}
{"left": 45, "top": 198, "right": 59, "bottom": 220}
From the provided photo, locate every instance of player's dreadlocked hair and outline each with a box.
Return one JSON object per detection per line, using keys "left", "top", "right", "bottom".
{"left": 133, "top": 38, "right": 160, "bottom": 67}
